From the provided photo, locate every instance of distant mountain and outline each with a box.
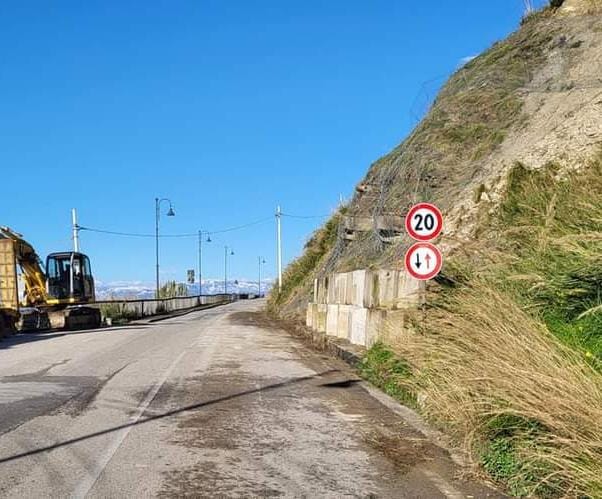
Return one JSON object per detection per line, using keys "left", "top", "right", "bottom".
{"left": 95, "top": 278, "right": 274, "bottom": 300}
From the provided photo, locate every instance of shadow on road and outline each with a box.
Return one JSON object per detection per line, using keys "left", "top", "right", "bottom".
{"left": 0, "top": 369, "right": 345, "bottom": 465}
{"left": 0, "top": 325, "right": 153, "bottom": 350}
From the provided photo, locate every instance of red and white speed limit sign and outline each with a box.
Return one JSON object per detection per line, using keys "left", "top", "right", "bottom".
{"left": 405, "top": 203, "right": 443, "bottom": 241}
{"left": 405, "top": 242, "right": 443, "bottom": 281}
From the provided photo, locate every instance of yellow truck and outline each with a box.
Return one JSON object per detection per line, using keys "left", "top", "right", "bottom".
{"left": 0, "top": 237, "right": 20, "bottom": 335}
{"left": 0, "top": 227, "right": 101, "bottom": 336}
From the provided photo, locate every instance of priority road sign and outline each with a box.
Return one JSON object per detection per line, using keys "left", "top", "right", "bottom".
{"left": 405, "top": 242, "right": 443, "bottom": 281}
{"left": 405, "top": 203, "right": 443, "bottom": 241}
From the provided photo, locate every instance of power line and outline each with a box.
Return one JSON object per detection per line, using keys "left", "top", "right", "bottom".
{"left": 79, "top": 216, "right": 274, "bottom": 239}
{"left": 281, "top": 213, "right": 330, "bottom": 219}
{"left": 204, "top": 217, "right": 273, "bottom": 234}
{"left": 79, "top": 227, "right": 157, "bottom": 238}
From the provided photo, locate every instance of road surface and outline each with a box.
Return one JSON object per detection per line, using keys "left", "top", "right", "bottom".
{"left": 0, "top": 300, "right": 503, "bottom": 498}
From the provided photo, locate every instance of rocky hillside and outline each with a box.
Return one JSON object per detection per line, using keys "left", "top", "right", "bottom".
{"left": 271, "top": 1, "right": 602, "bottom": 318}
{"left": 270, "top": 3, "right": 602, "bottom": 496}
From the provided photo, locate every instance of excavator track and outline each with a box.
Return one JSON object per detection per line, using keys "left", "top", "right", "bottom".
{"left": 18, "top": 306, "right": 101, "bottom": 332}
{"left": 0, "top": 310, "right": 19, "bottom": 338}
{"left": 50, "top": 306, "right": 102, "bottom": 330}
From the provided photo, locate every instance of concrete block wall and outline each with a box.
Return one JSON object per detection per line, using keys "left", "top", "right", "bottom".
{"left": 306, "top": 270, "right": 421, "bottom": 347}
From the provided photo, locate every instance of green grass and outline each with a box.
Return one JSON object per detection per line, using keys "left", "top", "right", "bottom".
{"left": 269, "top": 209, "right": 344, "bottom": 310}
{"left": 359, "top": 342, "right": 417, "bottom": 408}
{"left": 480, "top": 437, "right": 559, "bottom": 498}
{"left": 492, "top": 155, "right": 602, "bottom": 365}
{"left": 358, "top": 154, "right": 602, "bottom": 497}
{"left": 478, "top": 415, "right": 562, "bottom": 498}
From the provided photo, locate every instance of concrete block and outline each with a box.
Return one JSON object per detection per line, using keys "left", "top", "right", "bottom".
{"left": 326, "top": 305, "right": 339, "bottom": 336}
{"left": 365, "top": 309, "right": 387, "bottom": 347}
{"left": 334, "top": 273, "right": 348, "bottom": 304}
{"left": 337, "top": 305, "right": 352, "bottom": 340}
{"left": 315, "top": 277, "right": 327, "bottom": 304}
{"left": 377, "top": 269, "right": 401, "bottom": 309}
{"left": 306, "top": 303, "right": 315, "bottom": 328}
{"left": 349, "top": 270, "right": 366, "bottom": 307}
{"left": 316, "top": 304, "right": 328, "bottom": 333}
{"left": 350, "top": 307, "right": 368, "bottom": 346}
{"left": 345, "top": 272, "right": 354, "bottom": 305}
{"left": 365, "top": 271, "right": 379, "bottom": 309}
{"left": 327, "top": 275, "right": 336, "bottom": 305}
{"left": 394, "top": 273, "right": 422, "bottom": 309}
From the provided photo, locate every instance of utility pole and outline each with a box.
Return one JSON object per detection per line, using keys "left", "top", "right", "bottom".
{"left": 276, "top": 205, "right": 283, "bottom": 291}
{"left": 258, "top": 257, "right": 266, "bottom": 297}
{"left": 71, "top": 208, "right": 80, "bottom": 252}
{"left": 155, "top": 198, "right": 175, "bottom": 299}
{"left": 224, "top": 246, "right": 234, "bottom": 295}
{"left": 155, "top": 199, "right": 160, "bottom": 299}
{"left": 198, "top": 230, "right": 203, "bottom": 296}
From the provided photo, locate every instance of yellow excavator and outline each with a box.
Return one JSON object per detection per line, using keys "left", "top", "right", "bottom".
{"left": 0, "top": 226, "right": 101, "bottom": 333}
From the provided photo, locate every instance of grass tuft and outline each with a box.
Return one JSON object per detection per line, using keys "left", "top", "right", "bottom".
{"left": 494, "top": 154, "right": 602, "bottom": 364}
{"left": 384, "top": 284, "right": 602, "bottom": 497}
{"left": 359, "top": 342, "right": 417, "bottom": 408}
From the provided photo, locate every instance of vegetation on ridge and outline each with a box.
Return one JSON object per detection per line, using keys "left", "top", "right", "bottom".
{"left": 268, "top": 209, "right": 344, "bottom": 315}
{"left": 362, "top": 150, "right": 602, "bottom": 497}
{"left": 271, "top": 5, "right": 602, "bottom": 496}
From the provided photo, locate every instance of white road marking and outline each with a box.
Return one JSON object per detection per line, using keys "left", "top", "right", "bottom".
{"left": 72, "top": 311, "right": 222, "bottom": 498}
{"left": 72, "top": 349, "right": 188, "bottom": 499}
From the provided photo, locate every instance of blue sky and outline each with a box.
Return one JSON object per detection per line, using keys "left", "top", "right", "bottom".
{"left": 0, "top": 0, "right": 546, "bottom": 284}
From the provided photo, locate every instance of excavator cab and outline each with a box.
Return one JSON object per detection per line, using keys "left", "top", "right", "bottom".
{"left": 46, "top": 252, "right": 96, "bottom": 304}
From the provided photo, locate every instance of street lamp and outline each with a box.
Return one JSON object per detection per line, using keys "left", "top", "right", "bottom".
{"left": 198, "top": 230, "right": 212, "bottom": 297}
{"left": 155, "top": 197, "right": 175, "bottom": 299}
{"left": 258, "top": 257, "right": 266, "bottom": 297}
{"left": 224, "top": 246, "right": 234, "bottom": 294}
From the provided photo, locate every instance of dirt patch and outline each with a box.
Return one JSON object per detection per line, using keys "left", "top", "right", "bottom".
{"left": 233, "top": 310, "right": 365, "bottom": 360}
{"left": 363, "top": 432, "right": 432, "bottom": 473}
{"left": 160, "top": 460, "right": 284, "bottom": 498}
{"left": 228, "top": 310, "right": 291, "bottom": 330}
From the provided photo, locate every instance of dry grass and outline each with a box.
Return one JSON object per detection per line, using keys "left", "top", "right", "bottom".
{"left": 383, "top": 284, "right": 602, "bottom": 497}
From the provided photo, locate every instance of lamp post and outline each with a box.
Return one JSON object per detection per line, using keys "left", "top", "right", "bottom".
{"left": 224, "top": 246, "right": 234, "bottom": 294}
{"left": 258, "top": 257, "right": 266, "bottom": 297}
{"left": 155, "top": 197, "right": 175, "bottom": 299}
{"left": 198, "top": 230, "right": 212, "bottom": 296}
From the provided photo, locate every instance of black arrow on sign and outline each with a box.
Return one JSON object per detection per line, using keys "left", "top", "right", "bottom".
{"left": 415, "top": 252, "right": 422, "bottom": 269}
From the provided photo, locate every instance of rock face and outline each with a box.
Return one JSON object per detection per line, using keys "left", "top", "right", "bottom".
{"left": 277, "top": 7, "right": 602, "bottom": 317}
{"left": 561, "top": 0, "right": 602, "bottom": 14}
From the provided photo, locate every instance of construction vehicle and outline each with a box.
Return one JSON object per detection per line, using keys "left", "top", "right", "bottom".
{"left": 0, "top": 226, "right": 101, "bottom": 334}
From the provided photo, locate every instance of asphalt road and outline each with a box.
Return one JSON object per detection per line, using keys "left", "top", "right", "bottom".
{"left": 0, "top": 300, "right": 503, "bottom": 498}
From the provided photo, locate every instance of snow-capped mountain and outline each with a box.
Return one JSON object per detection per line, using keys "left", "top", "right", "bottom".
{"left": 95, "top": 279, "right": 273, "bottom": 300}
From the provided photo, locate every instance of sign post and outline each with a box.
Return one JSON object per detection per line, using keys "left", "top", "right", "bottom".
{"left": 404, "top": 203, "right": 444, "bottom": 331}
{"left": 187, "top": 269, "right": 195, "bottom": 285}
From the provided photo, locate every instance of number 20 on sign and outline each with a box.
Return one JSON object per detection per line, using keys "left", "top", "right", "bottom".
{"left": 405, "top": 203, "right": 443, "bottom": 241}
{"left": 404, "top": 203, "right": 444, "bottom": 281}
